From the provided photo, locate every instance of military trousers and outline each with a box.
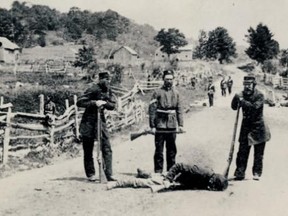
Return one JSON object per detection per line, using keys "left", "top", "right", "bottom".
{"left": 228, "top": 86, "right": 232, "bottom": 94}
{"left": 221, "top": 88, "right": 227, "bottom": 96}
{"left": 234, "top": 141, "right": 266, "bottom": 178}
{"left": 82, "top": 126, "right": 113, "bottom": 179}
{"left": 154, "top": 130, "right": 177, "bottom": 173}
{"left": 208, "top": 93, "right": 214, "bottom": 107}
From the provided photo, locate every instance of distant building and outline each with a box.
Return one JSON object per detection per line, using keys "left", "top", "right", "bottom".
{"left": 0, "top": 37, "right": 20, "bottom": 64}
{"left": 110, "top": 46, "right": 139, "bottom": 65}
{"left": 154, "top": 44, "right": 193, "bottom": 62}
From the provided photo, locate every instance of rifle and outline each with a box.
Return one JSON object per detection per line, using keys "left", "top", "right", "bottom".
{"left": 130, "top": 130, "right": 186, "bottom": 141}
{"left": 223, "top": 105, "right": 240, "bottom": 179}
{"left": 96, "top": 108, "right": 108, "bottom": 183}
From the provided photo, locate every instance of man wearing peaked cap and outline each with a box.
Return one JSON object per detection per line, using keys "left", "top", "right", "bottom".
{"left": 207, "top": 77, "right": 215, "bottom": 107}
{"left": 231, "top": 73, "right": 271, "bottom": 181}
{"left": 77, "top": 70, "right": 117, "bottom": 182}
{"left": 149, "top": 69, "right": 184, "bottom": 174}
{"left": 243, "top": 73, "right": 257, "bottom": 85}
{"left": 162, "top": 69, "right": 174, "bottom": 79}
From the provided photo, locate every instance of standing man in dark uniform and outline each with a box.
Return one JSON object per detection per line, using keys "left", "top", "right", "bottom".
{"left": 227, "top": 76, "right": 233, "bottom": 95}
{"left": 149, "top": 69, "right": 184, "bottom": 173}
{"left": 220, "top": 76, "right": 227, "bottom": 97}
{"left": 207, "top": 77, "right": 215, "bottom": 107}
{"left": 231, "top": 74, "right": 271, "bottom": 181}
{"left": 77, "top": 71, "right": 116, "bottom": 182}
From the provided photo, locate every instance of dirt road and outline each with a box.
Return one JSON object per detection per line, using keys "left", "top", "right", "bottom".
{"left": 1, "top": 65, "right": 288, "bottom": 216}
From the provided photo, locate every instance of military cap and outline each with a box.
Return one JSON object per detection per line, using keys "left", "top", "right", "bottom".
{"left": 99, "top": 70, "right": 110, "bottom": 79}
{"left": 162, "top": 70, "right": 174, "bottom": 79}
{"left": 243, "top": 73, "right": 256, "bottom": 85}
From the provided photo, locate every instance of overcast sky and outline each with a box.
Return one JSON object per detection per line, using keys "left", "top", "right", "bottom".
{"left": 2, "top": 0, "right": 288, "bottom": 49}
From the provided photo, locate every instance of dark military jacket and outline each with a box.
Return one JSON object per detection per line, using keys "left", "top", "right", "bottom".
{"left": 165, "top": 163, "right": 214, "bottom": 189}
{"left": 231, "top": 88, "right": 271, "bottom": 145}
{"left": 220, "top": 80, "right": 227, "bottom": 89}
{"left": 77, "top": 83, "right": 116, "bottom": 139}
{"left": 149, "top": 85, "right": 183, "bottom": 129}
{"left": 207, "top": 83, "right": 215, "bottom": 95}
{"left": 227, "top": 78, "right": 233, "bottom": 87}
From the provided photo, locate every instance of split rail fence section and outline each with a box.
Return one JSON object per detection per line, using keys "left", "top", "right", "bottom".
{"left": 0, "top": 79, "right": 163, "bottom": 164}
{"left": 263, "top": 74, "right": 288, "bottom": 89}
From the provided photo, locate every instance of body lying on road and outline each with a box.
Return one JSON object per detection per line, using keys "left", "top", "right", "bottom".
{"left": 107, "top": 162, "right": 228, "bottom": 193}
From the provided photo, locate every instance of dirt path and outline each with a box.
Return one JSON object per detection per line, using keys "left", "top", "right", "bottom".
{"left": 1, "top": 65, "right": 288, "bottom": 216}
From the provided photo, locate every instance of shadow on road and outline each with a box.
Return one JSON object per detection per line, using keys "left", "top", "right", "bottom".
{"left": 51, "top": 176, "right": 87, "bottom": 182}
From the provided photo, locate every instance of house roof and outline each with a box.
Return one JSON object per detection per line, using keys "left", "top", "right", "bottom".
{"left": 156, "top": 44, "right": 193, "bottom": 52}
{"left": 0, "top": 37, "right": 20, "bottom": 50}
{"left": 113, "top": 46, "right": 138, "bottom": 56}
{"left": 178, "top": 45, "right": 193, "bottom": 51}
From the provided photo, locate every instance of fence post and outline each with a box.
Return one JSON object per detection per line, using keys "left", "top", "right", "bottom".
{"left": 117, "top": 97, "right": 122, "bottom": 112}
{"left": 0, "top": 96, "right": 3, "bottom": 106}
{"left": 65, "top": 99, "right": 69, "bottom": 110}
{"left": 124, "top": 106, "right": 129, "bottom": 126}
{"left": 134, "top": 104, "right": 139, "bottom": 123}
{"left": 39, "top": 94, "right": 44, "bottom": 115}
{"left": 73, "top": 95, "right": 80, "bottom": 139}
{"left": 2, "top": 107, "right": 12, "bottom": 164}
{"left": 49, "top": 118, "right": 55, "bottom": 146}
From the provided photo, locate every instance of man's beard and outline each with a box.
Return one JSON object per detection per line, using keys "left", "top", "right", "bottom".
{"left": 244, "top": 88, "right": 253, "bottom": 95}
{"left": 164, "top": 82, "right": 173, "bottom": 88}
{"left": 99, "top": 82, "right": 109, "bottom": 91}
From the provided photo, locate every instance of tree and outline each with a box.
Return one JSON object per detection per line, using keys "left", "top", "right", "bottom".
{"left": 193, "top": 27, "right": 237, "bottom": 63}
{"left": 73, "top": 46, "right": 99, "bottom": 80}
{"left": 245, "top": 23, "right": 279, "bottom": 64}
{"left": 106, "top": 63, "right": 124, "bottom": 85}
{"left": 65, "top": 7, "right": 84, "bottom": 40}
{"left": 205, "top": 27, "right": 237, "bottom": 64}
{"left": 279, "top": 49, "right": 288, "bottom": 68}
{"left": 193, "top": 30, "right": 208, "bottom": 59}
{"left": 154, "top": 28, "right": 188, "bottom": 59}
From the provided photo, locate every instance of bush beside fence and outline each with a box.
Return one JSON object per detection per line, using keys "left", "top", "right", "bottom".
{"left": 0, "top": 80, "right": 150, "bottom": 164}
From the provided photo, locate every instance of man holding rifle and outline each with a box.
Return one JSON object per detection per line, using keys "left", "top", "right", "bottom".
{"left": 149, "top": 69, "right": 184, "bottom": 174}
{"left": 107, "top": 162, "right": 228, "bottom": 192}
{"left": 231, "top": 74, "right": 271, "bottom": 181}
{"left": 77, "top": 71, "right": 116, "bottom": 182}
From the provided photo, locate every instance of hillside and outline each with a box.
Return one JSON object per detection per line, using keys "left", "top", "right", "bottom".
{"left": 0, "top": 2, "right": 161, "bottom": 60}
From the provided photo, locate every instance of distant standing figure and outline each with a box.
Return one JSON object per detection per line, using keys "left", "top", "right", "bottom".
{"left": 207, "top": 77, "right": 215, "bottom": 107}
{"left": 147, "top": 75, "right": 151, "bottom": 89}
{"left": 220, "top": 77, "right": 227, "bottom": 97}
{"left": 190, "top": 77, "right": 196, "bottom": 89}
{"left": 227, "top": 76, "right": 233, "bottom": 94}
{"left": 231, "top": 74, "right": 271, "bottom": 181}
{"left": 43, "top": 96, "right": 56, "bottom": 127}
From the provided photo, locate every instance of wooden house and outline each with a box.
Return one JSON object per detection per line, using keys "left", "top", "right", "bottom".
{"left": 0, "top": 37, "right": 20, "bottom": 64}
{"left": 154, "top": 44, "right": 193, "bottom": 62}
{"left": 110, "top": 46, "right": 139, "bottom": 65}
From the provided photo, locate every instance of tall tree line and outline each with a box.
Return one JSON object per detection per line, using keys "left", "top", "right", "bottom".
{"left": 0, "top": 1, "right": 156, "bottom": 50}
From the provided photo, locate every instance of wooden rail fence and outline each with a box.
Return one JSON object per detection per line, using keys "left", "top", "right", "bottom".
{"left": 0, "top": 82, "right": 146, "bottom": 164}
{"left": 264, "top": 74, "right": 288, "bottom": 89}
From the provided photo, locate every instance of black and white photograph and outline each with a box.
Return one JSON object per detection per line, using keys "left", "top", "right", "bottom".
{"left": 0, "top": 0, "right": 287, "bottom": 215}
